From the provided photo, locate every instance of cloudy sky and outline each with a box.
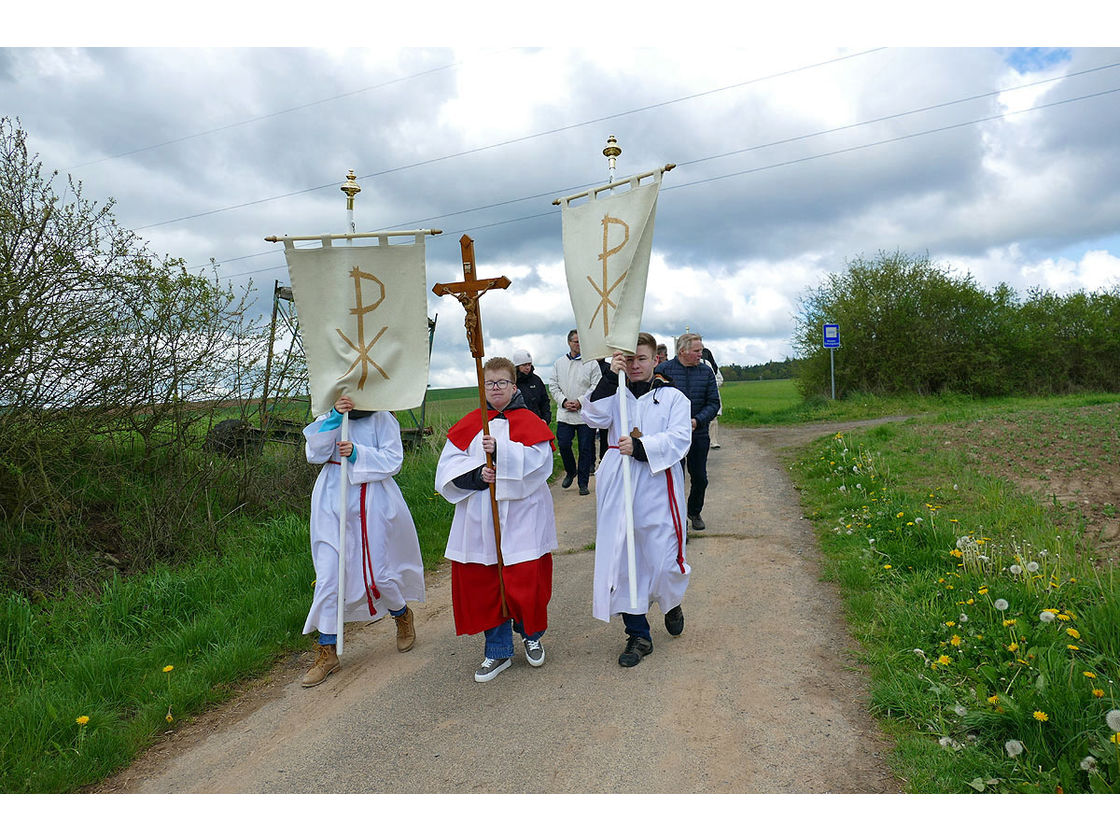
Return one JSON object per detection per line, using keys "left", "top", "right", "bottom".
{"left": 5, "top": 10, "right": 1120, "bottom": 388}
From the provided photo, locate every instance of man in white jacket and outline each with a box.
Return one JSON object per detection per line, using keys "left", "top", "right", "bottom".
{"left": 581, "top": 332, "right": 692, "bottom": 668}
{"left": 549, "top": 329, "right": 602, "bottom": 496}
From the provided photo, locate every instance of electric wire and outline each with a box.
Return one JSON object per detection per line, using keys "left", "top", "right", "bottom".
{"left": 190, "top": 58, "right": 1120, "bottom": 274}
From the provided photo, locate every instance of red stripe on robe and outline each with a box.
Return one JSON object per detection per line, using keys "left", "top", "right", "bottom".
{"left": 451, "top": 554, "right": 553, "bottom": 636}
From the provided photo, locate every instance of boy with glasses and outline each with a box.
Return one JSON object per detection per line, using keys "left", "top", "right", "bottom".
{"left": 435, "top": 357, "right": 558, "bottom": 682}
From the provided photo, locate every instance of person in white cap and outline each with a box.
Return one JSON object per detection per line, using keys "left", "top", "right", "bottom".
{"left": 512, "top": 349, "right": 551, "bottom": 425}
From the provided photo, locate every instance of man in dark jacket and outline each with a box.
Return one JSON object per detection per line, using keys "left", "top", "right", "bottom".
{"left": 512, "top": 349, "right": 552, "bottom": 425}
{"left": 654, "top": 332, "right": 720, "bottom": 530}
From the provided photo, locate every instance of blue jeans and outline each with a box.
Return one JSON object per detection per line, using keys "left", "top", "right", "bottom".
{"left": 557, "top": 421, "right": 595, "bottom": 488}
{"left": 683, "top": 430, "right": 710, "bottom": 517}
{"left": 318, "top": 605, "right": 407, "bottom": 645}
{"left": 483, "top": 620, "right": 544, "bottom": 659}
{"left": 622, "top": 613, "right": 651, "bottom": 641}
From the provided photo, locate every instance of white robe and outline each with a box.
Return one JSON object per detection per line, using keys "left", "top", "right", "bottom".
{"left": 581, "top": 381, "right": 693, "bottom": 621}
{"left": 302, "top": 411, "right": 425, "bottom": 636}
{"left": 434, "top": 417, "right": 558, "bottom": 566}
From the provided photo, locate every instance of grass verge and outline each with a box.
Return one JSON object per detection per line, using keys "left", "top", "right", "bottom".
{"left": 787, "top": 401, "right": 1120, "bottom": 793}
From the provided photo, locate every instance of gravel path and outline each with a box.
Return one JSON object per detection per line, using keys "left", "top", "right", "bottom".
{"left": 97, "top": 421, "right": 902, "bottom": 794}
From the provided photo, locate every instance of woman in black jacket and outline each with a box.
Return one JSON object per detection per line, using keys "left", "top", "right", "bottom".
{"left": 512, "top": 349, "right": 552, "bottom": 425}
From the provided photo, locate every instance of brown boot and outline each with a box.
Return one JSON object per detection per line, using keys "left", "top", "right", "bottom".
{"left": 394, "top": 606, "right": 416, "bottom": 652}
{"left": 301, "top": 643, "right": 339, "bottom": 687}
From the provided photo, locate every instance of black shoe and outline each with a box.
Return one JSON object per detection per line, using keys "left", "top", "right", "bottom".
{"left": 664, "top": 605, "right": 684, "bottom": 636}
{"left": 561, "top": 473, "right": 574, "bottom": 489}
{"left": 689, "top": 514, "right": 705, "bottom": 531}
{"left": 618, "top": 635, "right": 653, "bottom": 667}
{"left": 579, "top": 486, "right": 590, "bottom": 496}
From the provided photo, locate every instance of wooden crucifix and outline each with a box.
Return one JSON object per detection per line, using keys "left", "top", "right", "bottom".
{"left": 433, "top": 235, "right": 512, "bottom": 616}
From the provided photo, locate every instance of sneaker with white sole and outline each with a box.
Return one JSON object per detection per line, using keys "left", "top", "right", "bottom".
{"left": 474, "top": 656, "right": 512, "bottom": 682}
{"left": 523, "top": 638, "right": 545, "bottom": 667}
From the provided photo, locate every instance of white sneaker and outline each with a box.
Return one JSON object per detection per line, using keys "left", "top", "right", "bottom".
{"left": 474, "top": 656, "right": 512, "bottom": 682}
{"left": 524, "top": 638, "right": 545, "bottom": 667}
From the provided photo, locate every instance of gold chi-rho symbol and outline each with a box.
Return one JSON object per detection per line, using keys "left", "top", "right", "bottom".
{"left": 588, "top": 214, "right": 629, "bottom": 336}
{"left": 337, "top": 266, "right": 389, "bottom": 388}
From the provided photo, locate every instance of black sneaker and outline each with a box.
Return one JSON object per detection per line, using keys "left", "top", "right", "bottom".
{"left": 579, "top": 486, "right": 590, "bottom": 496}
{"left": 618, "top": 635, "right": 653, "bottom": 667}
{"left": 689, "top": 514, "right": 705, "bottom": 531}
{"left": 664, "top": 605, "right": 684, "bottom": 636}
{"left": 561, "top": 474, "right": 575, "bottom": 489}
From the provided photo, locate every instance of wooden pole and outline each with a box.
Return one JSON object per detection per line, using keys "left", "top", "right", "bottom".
{"left": 432, "top": 235, "right": 512, "bottom": 617}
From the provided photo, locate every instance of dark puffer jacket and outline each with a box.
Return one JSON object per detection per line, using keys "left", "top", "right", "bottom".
{"left": 516, "top": 367, "right": 552, "bottom": 425}
{"left": 653, "top": 357, "right": 719, "bottom": 432}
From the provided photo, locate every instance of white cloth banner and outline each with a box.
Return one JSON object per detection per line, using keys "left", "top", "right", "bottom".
{"left": 560, "top": 172, "right": 662, "bottom": 359}
{"left": 283, "top": 235, "right": 430, "bottom": 416}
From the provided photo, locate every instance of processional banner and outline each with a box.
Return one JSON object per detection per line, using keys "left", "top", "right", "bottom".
{"left": 559, "top": 170, "right": 663, "bottom": 360}
{"left": 281, "top": 234, "right": 430, "bottom": 416}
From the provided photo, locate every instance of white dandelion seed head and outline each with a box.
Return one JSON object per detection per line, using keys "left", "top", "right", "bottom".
{"left": 913, "top": 648, "right": 926, "bottom": 658}
{"left": 978, "top": 555, "right": 989, "bottom": 563}
{"left": 938, "top": 736, "right": 953, "bottom": 748}
{"left": 959, "top": 613, "right": 969, "bottom": 623}
{"left": 1039, "top": 549, "right": 1049, "bottom": 558}
{"left": 1107, "top": 710, "right": 1120, "bottom": 732}
{"left": 1080, "top": 756, "right": 1098, "bottom": 773}
{"left": 1026, "top": 561, "right": 1039, "bottom": 573}
{"left": 1009, "top": 564, "right": 1023, "bottom": 575}
{"left": 953, "top": 484, "right": 959, "bottom": 490}
{"left": 1005, "top": 739, "right": 1024, "bottom": 757}
{"left": 915, "top": 517, "right": 923, "bottom": 524}
{"left": 954, "top": 704, "right": 967, "bottom": 717}
{"left": 1039, "top": 611, "right": 1055, "bottom": 623}
{"left": 838, "top": 485, "right": 847, "bottom": 493}
{"left": 956, "top": 536, "right": 972, "bottom": 550}
{"left": 994, "top": 599, "right": 1009, "bottom": 611}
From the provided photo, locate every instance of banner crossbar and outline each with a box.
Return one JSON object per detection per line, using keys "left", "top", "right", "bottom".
{"left": 552, "top": 164, "right": 674, "bottom": 206}
{"left": 265, "top": 229, "right": 442, "bottom": 244}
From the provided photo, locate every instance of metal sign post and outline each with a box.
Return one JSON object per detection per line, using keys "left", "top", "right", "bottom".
{"left": 823, "top": 323, "right": 840, "bottom": 400}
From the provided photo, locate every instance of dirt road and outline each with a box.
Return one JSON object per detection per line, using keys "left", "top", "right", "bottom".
{"left": 98, "top": 421, "right": 901, "bottom": 794}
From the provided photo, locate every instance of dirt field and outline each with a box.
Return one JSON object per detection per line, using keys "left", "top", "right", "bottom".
{"left": 95, "top": 421, "right": 902, "bottom": 794}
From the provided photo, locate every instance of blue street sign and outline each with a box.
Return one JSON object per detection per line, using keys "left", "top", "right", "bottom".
{"left": 823, "top": 323, "right": 840, "bottom": 348}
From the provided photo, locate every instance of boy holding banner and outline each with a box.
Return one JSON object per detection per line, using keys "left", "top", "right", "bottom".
{"left": 301, "top": 395, "right": 427, "bottom": 687}
{"left": 581, "top": 332, "right": 692, "bottom": 667}
{"left": 435, "top": 357, "right": 558, "bottom": 683}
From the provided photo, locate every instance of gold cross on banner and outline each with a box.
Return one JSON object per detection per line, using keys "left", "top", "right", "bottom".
{"left": 336, "top": 265, "right": 389, "bottom": 389}
{"left": 587, "top": 214, "right": 629, "bottom": 337}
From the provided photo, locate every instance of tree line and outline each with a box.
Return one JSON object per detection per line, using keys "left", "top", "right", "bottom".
{"left": 793, "top": 251, "right": 1120, "bottom": 398}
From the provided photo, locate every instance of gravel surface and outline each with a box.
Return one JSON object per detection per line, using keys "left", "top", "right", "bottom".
{"left": 96, "top": 421, "right": 902, "bottom": 794}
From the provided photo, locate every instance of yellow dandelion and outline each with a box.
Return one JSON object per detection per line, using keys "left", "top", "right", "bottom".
{"left": 987, "top": 695, "right": 999, "bottom": 705}
{"left": 945, "top": 620, "right": 956, "bottom": 627}
{"left": 966, "top": 598, "right": 975, "bottom": 605}
{"left": 978, "top": 587, "right": 989, "bottom": 595}
{"left": 162, "top": 665, "right": 174, "bottom": 673}
{"left": 1057, "top": 613, "right": 1070, "bottom": 620}
{"left": 166, "top": 713, "right": 174, "bottom": 723}
{"left": 938, "top": 654, "right": 952, "bottom": 666}
{"left": 1002, "top": 619, "right": 1017, "bottom": 627}
{"left": 1008, "top": 642, "right": 1019, "bottom": 652}
{"left": 1083, "top": 671, "right": 1097, "bottom": 679}
{"left": 1112, "top": 734, "right": 1119, "bottom": 744}
{"left": 950, "top": 635, "right": 962, "bottom": 647}
{"left": 1033, "top": 710, "right": 1049, "bottom": 722}
{"left": 882, "top": 564, "right": 892, "bottom": 569}
{"left": 1067, "top": 628, "right": 1081, "bottom": 639}
{"left": 896, "top": 512, "right": 904, "bottom": 519}
{"left": 1093, "top": 689, "right": 1105, "bottom": 698}
{"left": 949, "top": 549, "right": 963, "bottom": 558}
{"left": 76, "top": 715, "right": 90, "bottom": 726}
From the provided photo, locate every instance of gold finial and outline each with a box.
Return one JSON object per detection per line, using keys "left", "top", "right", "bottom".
{"left": 603, "top": 135, "right": 622, "bottom": 160}
{"left": 340, "top": 169, "right": 361, "bottom": 210}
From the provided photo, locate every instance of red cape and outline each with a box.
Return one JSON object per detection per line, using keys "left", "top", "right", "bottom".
{"left": 446, "top": 406, "right": 556, "bottom": 451}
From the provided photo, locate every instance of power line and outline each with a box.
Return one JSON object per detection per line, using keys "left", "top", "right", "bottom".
{"left": 213, "top": 82, "right": 1120, "bottom": 283}
{"left": 62, "top": 54, "right": 471, "bottom": 172}
{"left": 197, "top": 60, "right": 1120, "bottom": 274}
{"left": 141, "top": 48, "right": 887, "bottom": 232}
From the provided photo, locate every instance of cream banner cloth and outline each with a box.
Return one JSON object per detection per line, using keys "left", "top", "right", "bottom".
{"left": 559, "top": 170, "right": 662, "bottom": 359}
{"left": 282, "top": 234, "right": 430, "bottom": 416}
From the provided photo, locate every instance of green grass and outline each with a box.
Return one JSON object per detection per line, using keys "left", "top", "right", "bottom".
{"left": 0, "top": 442, "right": 451, "bottom": 794}
{"left": 788, "top": 396, "right": 1120, "bottom": 793}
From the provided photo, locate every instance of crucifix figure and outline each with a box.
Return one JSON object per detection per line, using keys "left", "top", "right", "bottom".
{"left": 433, "top": 234, "right": 512, "bottom": 615}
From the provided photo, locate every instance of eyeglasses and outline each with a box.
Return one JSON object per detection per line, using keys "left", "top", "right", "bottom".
{"left": 484, "top": 379, "right": 513, "bottom": 390}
